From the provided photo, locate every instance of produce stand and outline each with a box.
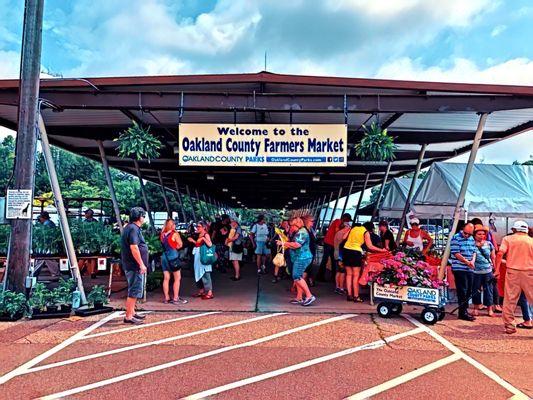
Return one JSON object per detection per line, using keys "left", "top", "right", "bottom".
{"left": 373, "top": 283, "right": 447, "bottom": 325}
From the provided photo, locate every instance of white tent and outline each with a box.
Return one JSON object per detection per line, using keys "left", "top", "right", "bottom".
{"left": 411, "top": 162, "right": 533, "bottom": 218}
{"left": 379, "top": 178, "right": 422, "bottom": 218}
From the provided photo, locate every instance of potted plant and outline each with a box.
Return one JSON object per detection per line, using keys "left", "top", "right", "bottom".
{"left": 28, "top": 283, "right": 52, "bottom": 315}
{"left": 0, "top": 290, "right": 27, "bottom": 321}
{"left": 87, "top": 285, "right": 109, "bottom": 309}
{"left": 51, "top": 278, "right": 76, "bottom": 313}
{"left": 355, "top": 122, "right": 397, "bottom": 161}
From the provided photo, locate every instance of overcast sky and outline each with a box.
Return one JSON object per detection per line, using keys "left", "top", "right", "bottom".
{"left": 0, "top": 0, "right": 532, "bottom": 179}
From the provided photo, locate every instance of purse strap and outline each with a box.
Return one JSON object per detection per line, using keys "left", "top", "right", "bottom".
{"left": 277, "top": 237, "right": 285, "bottom": 255}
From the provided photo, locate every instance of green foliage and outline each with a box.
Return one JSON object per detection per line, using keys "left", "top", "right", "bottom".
{"left": 87, "top": 285, "right": 109, "bottom": 306}
{"left": 144, "top": 231, "right": 163, "bottom": 254}
{"left": 28, "top": 283, "right": 52, "bottom": 311}
{"left": 51, "top": 278, "right": 76, "bottom": 307}
{"left": 0, "top": 135, "right": 15, "bottom": 195}
{"left": 70, "top": 220, "right": 118, "bottom": 255}
{"left": 0, "top": 289, "right": 27, "bottom": 318}
{"left": 32, "top": 224, "right": 65, "bottom": 255}
{"left": 0, "top": 225, "right": 10, "bottom": 256}
{"left": 115, "top": 121, "right": 161, "bottom": 161}
{"left": 146, "top": 270, "right": 164, "bottom": 292}
{"left": 355, "top": 122, "right": 397, "bottom": 161}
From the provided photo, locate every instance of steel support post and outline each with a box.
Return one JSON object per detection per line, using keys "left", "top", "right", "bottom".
{"left": 133, "top": 159, "right": 155, "bottom": 230}
{"left": 354, "top": 174, "right": 370, "bottom": 223}
{"left": 173, "top": 179, "right": 187, "bottom": 222}
{"left": 340, "top": 181, "right": 355, "bottom": 218}
{"left": 97, "top": 140, "right": 123, "bottom": 233}
{"left": 327, "top": 187, "right": 343, "bottom": 226}
{"left": 157, "top": 170, "right": 171, "bottom": 218}
{"left": 439, "top": 114, "right": 488, "bottom": 278}
{"left": 38, "top": 115, "right": 87, "bottom": 304}
{"left": 319, "top": 192, "right": 334, "bottom": 231}
{"left": 195, "top": 189, "right": 206, "bottom": 220}
{"left": 395, "top": 144, "right": 428, "bottom": 245}
{"left": 371, "top": 161, "right": 392, "bottom": 221}
{"left": 6, "top": 0, "right": 44, "bottom": 292}
{"left": 185, "top": 185, "right": 197, "bottom": 221}
{"left": 202, "top": 193, "right": 212, "bottom": 219}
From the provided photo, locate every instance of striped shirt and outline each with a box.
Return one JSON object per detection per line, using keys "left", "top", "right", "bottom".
{"left": 450, "top": 232, "right": 476, "bottom": 271}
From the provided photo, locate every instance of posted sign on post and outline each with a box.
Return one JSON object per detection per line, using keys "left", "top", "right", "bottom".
{"left": 178, "top": 124, "right": 347, "bottom": 167}
{"left": 6, "top": 189, "right": 33, "bottom": 220}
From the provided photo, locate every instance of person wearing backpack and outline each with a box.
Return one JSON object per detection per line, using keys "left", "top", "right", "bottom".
{"left": 188, "top": 221, "right": 215, "bottom": 300}
{"left": 160, "top": 219, "right": 187, "bottom": 305}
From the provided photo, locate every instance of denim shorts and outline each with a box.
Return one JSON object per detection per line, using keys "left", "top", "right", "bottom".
{"left": 292, "top": 258, "right": 312, "bottom": 280}
{"left": 125, "top": 270, "right": 144, "bottom": 299}
{"left": 255, "top": 241, "right": 271, "bottom": 255}
{"left": 162, "top": 249, "right": 181, "bottom": 272}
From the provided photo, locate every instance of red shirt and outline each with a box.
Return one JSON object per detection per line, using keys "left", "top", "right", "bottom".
{"left": 160, "top": 231, "right": 180, "bottom": 250}
{"left": 324, "top": 219, "right": 342, "bottom": 246}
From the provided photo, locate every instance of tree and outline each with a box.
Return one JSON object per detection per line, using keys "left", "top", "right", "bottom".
{"left": 0, "top": 135, "right": 15, "bottom": 195}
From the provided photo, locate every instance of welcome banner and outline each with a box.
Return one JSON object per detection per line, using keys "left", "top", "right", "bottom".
{"left": 178, "top": 123, "right": 347, "bottom": 167}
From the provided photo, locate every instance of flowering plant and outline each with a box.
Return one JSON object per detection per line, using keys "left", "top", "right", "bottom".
{"left": 368, "top": 252, "right": 446, "bottom": 289}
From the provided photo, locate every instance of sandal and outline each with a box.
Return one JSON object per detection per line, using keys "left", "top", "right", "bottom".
{"left": 201, "top": 293, "right": 214, "bottom": 300}
{"left": 505, "top": 328, "right": 517, "bottom": 335}
{"left": 517, "top": 323, "right": 533, "bottom": 330}
{"left": 162, "top": 299, "right": 170, "bottom": 304}
{"left": 354, "top": 297, "right": 364, "bottom": 303}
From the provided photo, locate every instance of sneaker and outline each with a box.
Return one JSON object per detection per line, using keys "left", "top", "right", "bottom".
{"left": 289, "top": 299, "right": 303, "bottom": 304}
{"left": 261, "top": 265, "right": 267, "bottom": 274}
{"left": 171, "top": 298, "right": 188, "bottom": 304}
{"left": 301, "top": 296, "right": 316, "bottom": 307}
{"left": 133, "top": 313, "right": 146, "bottom": 320}
{"left": 334, "top": 288, "right": 344, "bottom": 295}
{"left": 123, "top": 317, "right": 144, "bottom": 325}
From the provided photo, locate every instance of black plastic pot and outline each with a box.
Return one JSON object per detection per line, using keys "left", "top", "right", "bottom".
{"left": 94, "top": 302, "right": 104, "bottom": 309}
{"left": 30, "top": 307, "right": 72, "bottom": 320}
{"left": 75, "top": 305, "right": 114, "bottom": 317}
{"left": 0, "top": 312, "right": 24, "bottom": 322}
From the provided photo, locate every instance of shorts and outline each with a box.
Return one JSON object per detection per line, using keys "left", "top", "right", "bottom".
{"left": 336, "top": 259, "right": 346, "bottom": 273}
{"left": 292, "top": 258, "right": 312, "bottom": 280}
{"left": 255, "top": 241, "right": 271, "bottom": 255}
{"left": 342, "top": 249, "right": 363, "bottom": 267}
{"left": 161, "top": 249, "right": 181, "bottom": 272}
{"left": 125, "top": 270, "right": 145, "bottom": 299}
{"left": 229, "top": 251, "right": 243, "bottom": 261}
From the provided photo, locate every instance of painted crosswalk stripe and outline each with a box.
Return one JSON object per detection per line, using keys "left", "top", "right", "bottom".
{"left": 345, "top": 353, "right": 461, "bottom": 400}
{"left": 38, "top": 314, "right": 357, "bottom": 400}
{"left": 181, "top": 327, "right": 424, "bottom": 400}
{"left": 403, "top": 314, "right": 527, "bottom": 399}
{"left": 25, "top": 312, "right": 284, "bottom": 374}
{"left": 0, "top": 311, "right": 122, "bottom": 385}
{"left": 81, "top": 311, "right": 218, "bottom": 339}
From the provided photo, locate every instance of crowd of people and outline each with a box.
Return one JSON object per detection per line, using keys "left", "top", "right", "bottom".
{"left": 119, "top": 206, "right": 532, "bottom": 333}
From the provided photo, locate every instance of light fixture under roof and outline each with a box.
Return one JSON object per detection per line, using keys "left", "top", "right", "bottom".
{"left": 222, "top": 188, "right": 228, "bottom": 192}
{"left": 300, "top": 189, "right": 306, "bottom": 193}
{"left": 312, "top": 175, "right": 320, "bottom": 182}
{"left": 231, "top": 196, "right": 236, "bottom": 200}
{"left": 206, "top": 174, "right": 214, "bottom": 180}
{"left": 293, "top": 196, "right": 298, "bottom": 200}
{"left": 288, "top": 201, "right": 292, "bottom": 205}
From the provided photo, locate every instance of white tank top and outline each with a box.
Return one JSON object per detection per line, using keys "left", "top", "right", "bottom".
{"left": 407, "top": 230, "right": 424, "bottom": 251}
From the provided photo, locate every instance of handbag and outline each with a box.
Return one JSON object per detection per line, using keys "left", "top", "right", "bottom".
{"left": 200, "top": 244, "right": 218, "bottom": 265}
{"left": 164, "top": 252, "right": 181, "bottom": 272}
{"left": 232, "top": 242, "right": 244, "bottom": 254}
{"left": 272, "top": 239, "right": 286, "bottom": 267}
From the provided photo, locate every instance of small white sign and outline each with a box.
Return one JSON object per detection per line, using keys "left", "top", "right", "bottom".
{"left": 59, "top": 258, "right": 70, "bottom": 272}
{"left": 97, "top": 258, "right": 107, "bottom": 271}
{"left": 6, "top": 189, "right": 33, "bottom": 219}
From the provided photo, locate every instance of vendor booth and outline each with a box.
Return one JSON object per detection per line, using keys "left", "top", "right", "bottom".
{"left": 378, "top": 178, "right": 422, "bottom": 218}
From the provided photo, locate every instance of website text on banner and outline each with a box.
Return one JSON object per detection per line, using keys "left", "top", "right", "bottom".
{"left": 178, "top": 124, "right": 347, "bottom": 167}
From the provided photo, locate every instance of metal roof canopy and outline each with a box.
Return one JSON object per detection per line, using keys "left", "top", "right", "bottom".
{"left": 0, "top": 71, "right": 532, "bottom": 209}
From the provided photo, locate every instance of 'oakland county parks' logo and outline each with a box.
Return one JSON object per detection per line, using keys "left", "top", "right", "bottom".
{"left": 406, "top": 287, "right": 437, "bottom": 302}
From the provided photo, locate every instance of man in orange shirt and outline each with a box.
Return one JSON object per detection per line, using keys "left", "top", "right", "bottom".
{"left": 495, "top": 220, "right": 533, "bottom": 334}
{"left": 316, "top": 213, "right": 352, "bottom": 282}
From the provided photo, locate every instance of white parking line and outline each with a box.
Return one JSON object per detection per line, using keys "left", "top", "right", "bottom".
{"left": 0, "top": 311, "right": 122, "bottom": 385}
{"left": 403, "top": 314, "right": 528, "bottom": 399}
{"left": 345, "top": 353, "right": 462, "bottom": 400}
{"left": 24, "top": 313, "right": 284, "bottom": 374}
{"left": 38, "top": 314, "right": 357, "bottom": 400}
{"left": 182, "top": 327, "right": 425, "bottom": 400}
{"left": 82, "top": 311, "right": 218, "bottom": 339}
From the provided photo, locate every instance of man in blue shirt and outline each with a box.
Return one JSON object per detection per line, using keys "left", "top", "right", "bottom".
{"left": 450, "top": 222, "right": 477, "bottom": 321}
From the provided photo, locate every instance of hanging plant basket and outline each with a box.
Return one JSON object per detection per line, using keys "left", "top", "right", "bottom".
{"left": 115, "top": 121, "right": 162, "bottom": 161}
{"left": 355, "top": 122, "right": 397, "bottom": 161}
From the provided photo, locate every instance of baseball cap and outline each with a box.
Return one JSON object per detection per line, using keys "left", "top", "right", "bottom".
{"left": 512, "top": 220, "right": 529, "bottom": 233}
{"left": 410, "top": 218, "right": 420, "bottom": 225}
